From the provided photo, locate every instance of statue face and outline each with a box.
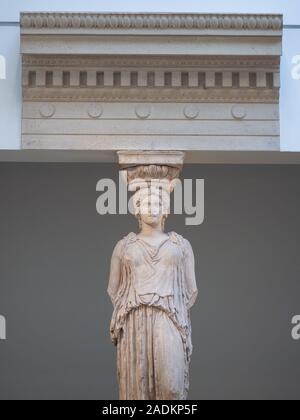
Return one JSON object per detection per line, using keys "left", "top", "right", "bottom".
{"left": 139, "top": 195, "right": 164, "bottom": 227}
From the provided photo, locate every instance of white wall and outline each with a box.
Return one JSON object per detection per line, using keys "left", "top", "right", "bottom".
{"left": 1, "top": 0, "right": 300, "bottom": 24}
{"left": 281, "top": 29, "right": 300, "bottom": 151}
{"left": 0, "top": 25, "right": 21, "bottom": 149}
{"left": 0, "top": 0, "right": 299, "bottom": 151}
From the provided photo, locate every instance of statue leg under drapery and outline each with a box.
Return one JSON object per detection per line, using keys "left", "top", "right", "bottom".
{"left": 117, "top": 306, "right": 187, "bottom": 400}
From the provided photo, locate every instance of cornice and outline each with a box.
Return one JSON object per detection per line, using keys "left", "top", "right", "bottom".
{"left": 20, "top": 12, "right": 282, "bottom": 152}
{"left": 20, "top": 12, "right": 282, "bottom": 32}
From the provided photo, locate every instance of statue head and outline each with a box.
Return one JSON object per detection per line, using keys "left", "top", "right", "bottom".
{"left": 126, "top": 164, "right": 178, "bottom": 232}
{"left": 133, "top": 188, "right": 170, "bottom": 231}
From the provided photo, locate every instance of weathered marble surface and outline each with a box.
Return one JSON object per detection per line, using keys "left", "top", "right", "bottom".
{"left": 108, "top": 176, "right": 197, "bottom": 400}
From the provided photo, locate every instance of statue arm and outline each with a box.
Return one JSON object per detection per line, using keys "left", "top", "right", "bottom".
{"left": 184, "top": 239, "right": 198, "bottom": 309}
{"left": 107, "top": 239, "right": 123, "bottom": 307}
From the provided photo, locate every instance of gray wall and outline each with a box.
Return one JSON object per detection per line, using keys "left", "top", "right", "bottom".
{"left": 0, "top": 163, "right": 299, "bottom": 400}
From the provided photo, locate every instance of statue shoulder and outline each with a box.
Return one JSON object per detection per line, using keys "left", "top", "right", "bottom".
{"left": 122, "top": 232, "right": 137, "bottom": 245}
{"left": 168, "top": 232, "right": 193, "bottom": 253}
{"left": 111, "top": 232, "right": 137, "bottom": 257}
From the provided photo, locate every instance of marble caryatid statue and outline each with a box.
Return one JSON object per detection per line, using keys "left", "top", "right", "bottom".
{"left": 107, "top": 164, "right": 198, "bottom": 400}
